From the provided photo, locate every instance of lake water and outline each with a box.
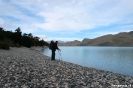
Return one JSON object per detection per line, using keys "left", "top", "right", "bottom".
{"left": 42, "top": 46, "right": 133, "bottom": 77}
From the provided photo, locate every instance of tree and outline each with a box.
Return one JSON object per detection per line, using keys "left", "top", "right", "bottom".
{"left": 14, "top": 27, "right": 22, "bottom": 46}
{"left": 0, "top": 27, "right": 4, "bottom": 40}
{"left": 0, "top": 27, "right": 49, "bottom": 49}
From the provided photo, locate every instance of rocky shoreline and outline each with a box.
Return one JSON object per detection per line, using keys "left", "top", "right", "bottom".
{"left": 0, "top": 47, "right": 133, "bottom": 88}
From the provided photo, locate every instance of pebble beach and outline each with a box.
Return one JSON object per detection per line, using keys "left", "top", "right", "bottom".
{"left": 0, "top": 47, "right": 133, "bottom": 88}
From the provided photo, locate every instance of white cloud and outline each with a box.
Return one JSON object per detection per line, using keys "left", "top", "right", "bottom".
{"left": 1, "top": 0, "right": 133, "bottom": 31}
{"left": 51, "top": 37, "right": 82, "bottom": 42}
{"left": 35, "top": 34, "right": 82, "bottom": 42}
{"left": 34, "top": 0, "right": 96, "bottom": 31}
{"left": 0, "top": 0, "right": 133, "bottom": 41}
{"left": 34, "top": 0, "right": 133, "bottom": 32}
{"left": 34, "top": 34, "right": 49, "bottom": 40}
{"left": 36, "top": 9, "right": 93, "bottom": 31}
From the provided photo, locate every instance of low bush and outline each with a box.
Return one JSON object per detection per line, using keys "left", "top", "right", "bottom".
{"left": 0, "top": 41, "right": 10, "bottom": 50}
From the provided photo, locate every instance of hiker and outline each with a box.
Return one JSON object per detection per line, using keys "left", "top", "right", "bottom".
{"left": 51, "top": 41, "right": 60, "bottom": 60}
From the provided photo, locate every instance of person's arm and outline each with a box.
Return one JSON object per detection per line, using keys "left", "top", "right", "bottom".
{"left": 56, "top": 44, "right": 60, "bottom": 50}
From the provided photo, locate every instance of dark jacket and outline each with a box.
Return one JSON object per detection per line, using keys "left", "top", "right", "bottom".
{"left": 52, "top": 43, "right": 59, "bottom": 51}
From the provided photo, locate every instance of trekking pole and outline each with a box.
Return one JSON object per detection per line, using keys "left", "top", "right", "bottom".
{"left": 59, "top": 50, "right": 62, "bottom": 61}
{"left": 58, "top": 50, "right": 62, "bottom": 61}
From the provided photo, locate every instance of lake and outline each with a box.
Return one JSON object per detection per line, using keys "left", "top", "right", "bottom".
{"left": 42, "top": 46, "right": 133, "bottom": 77}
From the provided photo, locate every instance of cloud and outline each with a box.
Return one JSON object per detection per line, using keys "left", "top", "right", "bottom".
{"left": 35, "top": 10, "right": 93, "bottom": 31}
{"left": 0, "top": 0, "right": 41, "bottom": 32}
{"left": 0, "top": 0, "right": 133, "bottom": 41}
{"left": 51, "top": 37, "right": 82, "bottom": 42}
{"left": 34, "top": 0, "right": 133, "bottom": 32}
{"left": 34, "top": 0, "right": 96, "bottom": 31}
{"left": 38, "top": 35, "right": 82, "bottom": 42}
{"left": 36, "top": 34, "right": 82, "bottom": 41}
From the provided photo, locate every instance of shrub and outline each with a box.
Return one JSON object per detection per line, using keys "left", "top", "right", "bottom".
{"left": 0, "top": 41, "right": 10, "bottom": 50}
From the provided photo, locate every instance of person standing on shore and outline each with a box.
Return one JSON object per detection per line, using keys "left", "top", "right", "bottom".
{"left": 51, "top": 41, "right": 60, "bottom": 60}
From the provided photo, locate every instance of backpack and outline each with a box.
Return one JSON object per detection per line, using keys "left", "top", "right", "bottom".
{"left": 49, "top": 41, "right": 54, "bottom": 50}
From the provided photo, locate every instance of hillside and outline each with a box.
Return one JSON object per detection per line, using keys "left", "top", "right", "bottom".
{"left": 59, "top": 31, "right": 133, "bottom": 46}
{"left": 58, "top": 40, "right": 81, "bottom": 46}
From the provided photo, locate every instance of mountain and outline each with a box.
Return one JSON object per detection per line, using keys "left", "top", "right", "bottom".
{"left": 58, "top": 40, "right": 81, "bottom": 46}
{"left": 59, "top": 31, "right": 133, "bottom": 46}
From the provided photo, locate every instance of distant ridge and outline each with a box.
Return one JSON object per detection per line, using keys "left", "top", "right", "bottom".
{"left": 59, "top": 31, "right": 133, "bottom": 46}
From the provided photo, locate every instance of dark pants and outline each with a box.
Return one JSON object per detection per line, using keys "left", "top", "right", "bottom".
{"left": 51, "top": 50, "right": 55, "bottom": 60}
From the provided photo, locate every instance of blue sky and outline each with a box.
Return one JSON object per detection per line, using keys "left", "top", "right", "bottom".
{"left": 0, "top": 0, "right": 133, "bottom": 41}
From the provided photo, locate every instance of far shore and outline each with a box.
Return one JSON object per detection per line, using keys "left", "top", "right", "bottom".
{"left": 0, "top": 47, "right": 133, "bottom": 87}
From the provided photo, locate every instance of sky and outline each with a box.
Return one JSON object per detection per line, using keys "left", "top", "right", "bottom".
{"left": 0, "top": 0, "right": 133, "bottom": 41}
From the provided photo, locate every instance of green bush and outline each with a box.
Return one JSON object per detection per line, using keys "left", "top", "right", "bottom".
{"left": 0, "top": 41, "right": 10, "bottom": 50}
{"left": 5, "top": 38, "right": 15, "bottom": 47}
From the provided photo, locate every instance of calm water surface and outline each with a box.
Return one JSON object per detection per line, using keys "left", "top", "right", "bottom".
{"left": 42, "top": 46, "right": 133, "bottom": 77}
